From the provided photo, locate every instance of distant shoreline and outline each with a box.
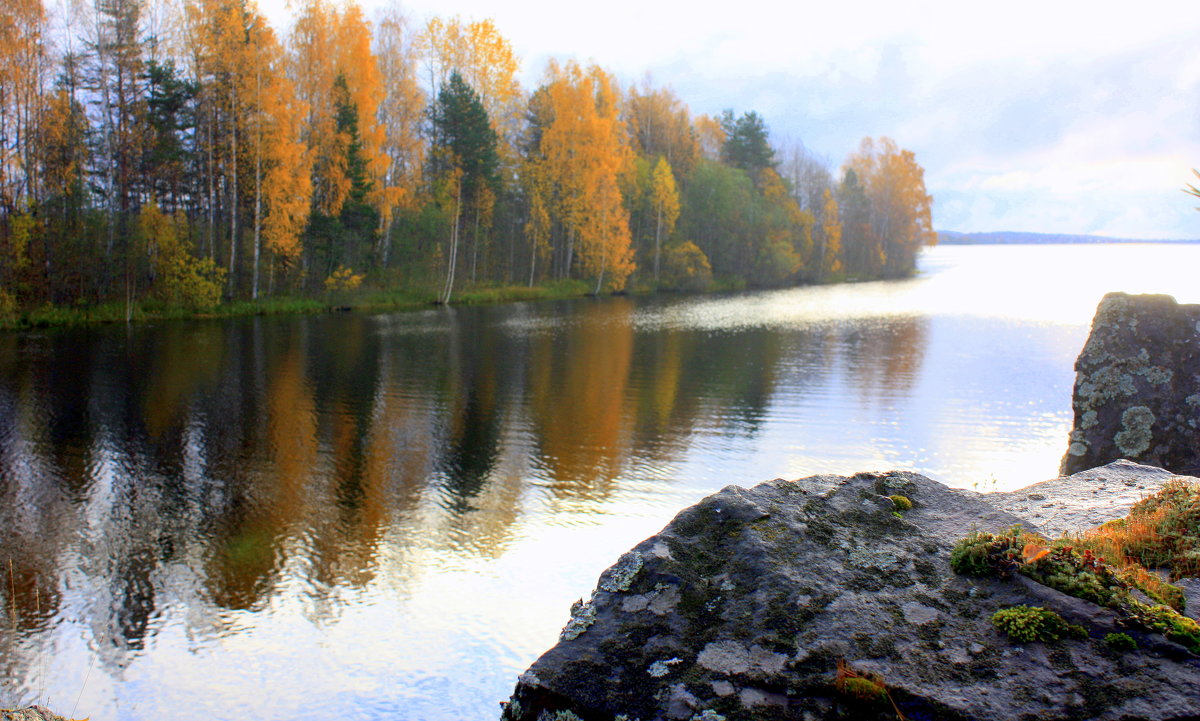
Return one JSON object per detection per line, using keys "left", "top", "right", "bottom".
{"left": 936, "top": 230, "right": 1200, "bottom": 245}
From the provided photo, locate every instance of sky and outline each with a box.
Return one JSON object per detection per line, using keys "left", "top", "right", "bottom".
{"left": 267, "top": 0, "right": 1200, "bottom": 239}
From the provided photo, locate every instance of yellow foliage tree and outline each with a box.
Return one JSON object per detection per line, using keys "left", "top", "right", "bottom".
{"left": 692, "top": 113, "right": 725, "bottom": 162}
{"left": 252, "top": 17, "right": 311, "bottom": 291}
{"left": 817, "top": 187, "right": 843, "bottom": 278}
{"left": 374, "top": 4, "right": 426, "bottom": 265}
{"left": 289, "top": 0, "right": 388, "bottom": 220}
{"left": 528, "top": 60, "right": 635, "bottom": 292}
{"left": 843, "top": 136, "right": 935, "bottom": 277}
{"left": 649, "top": 156, "right": 680, "bottom": 281}
{"left": 419, "top": 16, "right": 521, "bottom": 143}
{"left": 136, "top": 202, "right": 225, "bottom": 309}
{"left": 0, "top": 0, "right": 47, "bottom": 212}
{"left": 625, "top": 80, "right": 699, "bottom": 179}
{"left": 522, "top": 156, "right": 552, "bottom": 286}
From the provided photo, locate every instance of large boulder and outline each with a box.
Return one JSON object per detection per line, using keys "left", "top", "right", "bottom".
{"left": 1061, "top": 292, "right": 1200, "bottom": 476}
{"left": 502, "top": 462, "right": 1200, "bottom": 721}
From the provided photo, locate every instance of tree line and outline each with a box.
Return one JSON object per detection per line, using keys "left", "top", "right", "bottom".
{"left": 0, "top": 0, "right": 936, "bottom": 317}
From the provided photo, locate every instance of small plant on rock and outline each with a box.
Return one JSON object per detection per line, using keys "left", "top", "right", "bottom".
{"left": 1103, "top": 632, "right": 1138, "bottom": 652}
{"left": 834, "top": 658, "right": 906, "bottom": 720}
{"left": 952, "top": 528, "right": 1184, "bottom": 611}
{"left": 1081, "top": 479, "right": 1200, "bottom": 582}
{"left": 991, "top": 605, "right": 1086, "bottom": 643}
{"left": 1126, "top": 601, "right": 1200, "bottom": 654}
{"left": 889, "top": 495, "right": 913, "bottom": 512}
{"left": 950, "top": 526, "right": 1030, "bottom": 577}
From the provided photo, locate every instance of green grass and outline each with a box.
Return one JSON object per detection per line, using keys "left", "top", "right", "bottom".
{"left": 0, "top": 279, "right": 602, "bottom": 332}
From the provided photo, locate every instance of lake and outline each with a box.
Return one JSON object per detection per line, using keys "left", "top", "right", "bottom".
{"left": 2, "top": 243, "right": 1198, "bottom": 720}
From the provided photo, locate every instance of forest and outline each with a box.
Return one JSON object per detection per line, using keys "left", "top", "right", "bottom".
{"left": 0, "top": 0, "right": 936, "bottom": 324}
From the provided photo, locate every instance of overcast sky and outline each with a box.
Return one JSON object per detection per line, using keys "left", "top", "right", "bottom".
{"left": 271, "top": 0, "right": 1200, "bottom": 238}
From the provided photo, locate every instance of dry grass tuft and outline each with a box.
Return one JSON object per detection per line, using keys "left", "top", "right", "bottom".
{"left": 834, "top": 658, "right": 907, "bottom": 720}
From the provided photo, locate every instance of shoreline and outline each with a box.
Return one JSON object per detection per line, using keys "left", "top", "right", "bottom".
{"left": 0, "top": 271, "right": 900, "bottom": 333}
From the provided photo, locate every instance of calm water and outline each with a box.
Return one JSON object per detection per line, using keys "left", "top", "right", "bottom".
{"left": 2, "top": 243, "right": 1198, "bottom": 720}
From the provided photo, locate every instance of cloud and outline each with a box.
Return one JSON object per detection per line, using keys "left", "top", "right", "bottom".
{"left": 260, "top": 0, "right": 1200, "bottom": 237}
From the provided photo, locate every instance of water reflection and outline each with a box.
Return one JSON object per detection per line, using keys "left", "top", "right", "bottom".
{"left": 0, "top": 274, "right": 936, "bottom": 716}
{"left": 0, "top": 311, "right": 927, "bottom": 582}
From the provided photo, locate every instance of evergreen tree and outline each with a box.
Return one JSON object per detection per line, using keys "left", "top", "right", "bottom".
{"left": 837, "top": 168, "right": 876, "bottom": 276}
{"left": 429, "top": 71, "right": 498, "bottom": 300}
{"left": 720, "top": 110, "right": 775, "bottom": 178}
{"left": 333, "top": 73, "right": 378, "bottom": 261}
{"left": 430, "top": 71, "right": 498, "bottom": 203}
{"left": 143, "top": 60, "right": 196, "bottom": 213}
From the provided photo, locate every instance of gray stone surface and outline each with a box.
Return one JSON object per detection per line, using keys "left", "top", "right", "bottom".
{"left": 502, "top": 465, "right": 1200, "bottom": 721}
{"left": 985, "top": 458, "right": 1178, "bottom": 537}
{"left": 0, "top": 707, "right": 69, "bottom": 721}
{"left": 1061, "top": 292, "right": 1200, "bottom": 476}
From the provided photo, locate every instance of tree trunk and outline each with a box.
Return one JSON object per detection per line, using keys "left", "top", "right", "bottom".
{"left": 654, "top": 205, "right": 663, "bottom": 282}
{"left": 252, "top": 69, "right": 262, "bottom": 301}
{"left": 440, "top": 183, "right": 462, "bottom": 304}
{"left": 564, "top": 226, "right": 575, "bottom": 281}
{"left": 227, "top": 82, "right": 239, "bottom": 298}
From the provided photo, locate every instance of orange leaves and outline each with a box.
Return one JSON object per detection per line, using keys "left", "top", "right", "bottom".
{"left": 625, "top": 83, "right": 699, "bottom": 179}
{"left": 1021, "top": 542, "right": 1051, "bottom": 565}
{"left": 692, "top": 114, "right": 726, "bottom": 162}
{"left": 420, "top": 16, "right": 521, "bottom": 139}
{"left": 0, "top": 0, "right": 47, "bottom": 209}
{"left": 289, "top": 0, "right": 387, "bottom": 219}
{"left": 818, "top": 188, "right": 843, "bottom": 276}
{"left": 842, "top": 136, "right": 934, "bottom": 275}
{"left": 529, "top": 60, "right": 636, "bottom": 290}
{"left": 375, "top": 6, "right": 425, "bottom": 219}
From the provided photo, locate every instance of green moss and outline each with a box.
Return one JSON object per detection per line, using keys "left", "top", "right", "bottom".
{"left": 953, "top": 524, "right": 1200, "bottom": 655}
{"left": 949, "top": 526, "right": 1024, "bottom": 577}
{"left": 839, "top": 676, "right": 887, "bottom": 703}
{"left": 1103, "top": 632, "right": 1138, "bottom": 651}
{"left": 1126, "top": 601, "right": 1200, "bottom": 653}
{"left": 1019, "top": 545, "right": 1128, "bottom": 607}
{"left": 991, "top": 605, "right": 1082, "bottom": 644}
{"left": 889, "top": 495, "right": 913, "bottom": 512}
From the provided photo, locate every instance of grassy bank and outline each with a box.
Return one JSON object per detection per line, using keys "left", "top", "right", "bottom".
{"left": 0, "top": 279, "right": 598, "bottom": 331}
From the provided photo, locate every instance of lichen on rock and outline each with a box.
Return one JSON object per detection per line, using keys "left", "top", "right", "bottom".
{"left": 599, "top": 551, "right": 644, "bottom": 593}
{"left": 1062, "top": 292, "right": 1200, "bottom": 475}
{"left": 1114, "top": 405, "right": 1155, "bottom": 456}
{"left": 559, "top": 598, "right": 596, "bottom": 641}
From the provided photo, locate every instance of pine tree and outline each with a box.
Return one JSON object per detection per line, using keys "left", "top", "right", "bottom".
{"left": 429, "top": 71, "right": 498, "bottom": 301}
{"left": 719, "top": 110, "right": 775, "bottom": 178}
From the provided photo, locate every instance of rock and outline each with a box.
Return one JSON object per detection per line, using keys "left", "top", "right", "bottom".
{"left": 0, "top": 707, "right": 70, "bottom": 721}
{"left": 502, "top": 466, "right": 1200, "bottom": 721}
{"left": 985, "top": 459, "right": 1178, "bottom": 537}
{"left": 1061, "top": 292, "right": 1200, "bottom": 476}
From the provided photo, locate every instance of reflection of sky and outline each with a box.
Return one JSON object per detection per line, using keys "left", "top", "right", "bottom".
{"left": 6, "top": 244, "right": 1200, "bottom": 720}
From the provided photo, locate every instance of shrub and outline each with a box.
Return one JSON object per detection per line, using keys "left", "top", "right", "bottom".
{"left": 137, "top": 203, "right": 225, "bottom": 309}
{"left": 0, "top": 288, "right": 18, "bottom": 327}
{"left": 324, "top": 265, "right": 365, "bottom": 294}
{"left": 660, "top": 241, "right": 713, "bottom": 292}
